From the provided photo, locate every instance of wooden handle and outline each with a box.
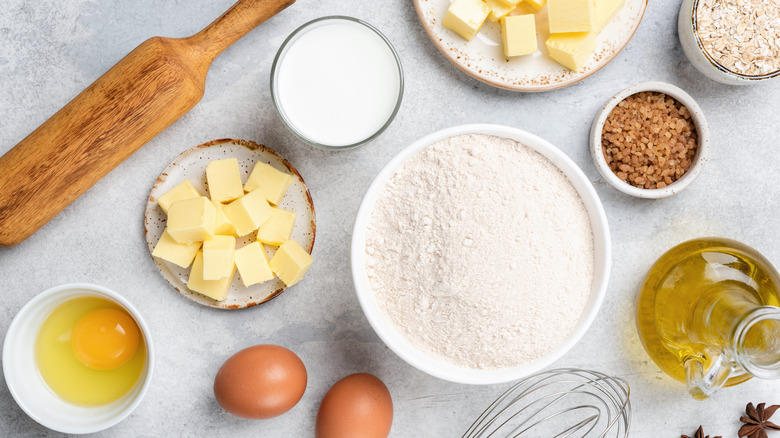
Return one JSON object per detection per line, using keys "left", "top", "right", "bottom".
{"left": 0, "top": 0, "right": 295, "bottom": 247}
{"left": 189, "top": 0, "right": 296, "bottom": 62}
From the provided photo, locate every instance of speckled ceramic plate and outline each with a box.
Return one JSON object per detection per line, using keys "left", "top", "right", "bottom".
{"left": 144, "top": 139, "right": 316, "bottom": 309}
{"left": 414, "top": 0, "right": 647, "bottom": 91}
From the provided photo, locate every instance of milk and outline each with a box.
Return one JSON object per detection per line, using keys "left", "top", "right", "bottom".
{"left": 274, "top": 19, "right": 402, "bottom": 148}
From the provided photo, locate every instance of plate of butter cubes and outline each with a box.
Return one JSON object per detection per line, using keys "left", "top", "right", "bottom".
{"left": 414, "top": 0, "right": 646, "bottom": 91}
{"left": 144, "top": 138, "right": 316, "bottom": 309}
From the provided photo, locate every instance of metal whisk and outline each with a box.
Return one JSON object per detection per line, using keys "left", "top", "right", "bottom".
{"left": 463, "top": 368, "right": 631, "bottom": 438}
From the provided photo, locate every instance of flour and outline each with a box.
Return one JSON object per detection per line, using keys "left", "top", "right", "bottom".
{"left": 365, "top": 134, "right": 594, "bottom": 369}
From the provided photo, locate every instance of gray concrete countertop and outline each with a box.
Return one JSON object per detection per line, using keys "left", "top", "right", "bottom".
{"left": 2, "top": 0, "right": 780, "bottom": 436}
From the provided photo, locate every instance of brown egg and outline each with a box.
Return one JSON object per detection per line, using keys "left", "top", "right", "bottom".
{"left": 213, "top": 344, "right": 307, "bottom": 419}
{"left": 316, "top": 373, "right": 393, "bottom": 438}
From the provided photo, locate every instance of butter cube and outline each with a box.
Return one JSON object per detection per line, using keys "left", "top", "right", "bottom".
{"left": 212, "top": 201, "right": 237, "bottom": 236}
{"left": 486, "top": 0, "right": 518, "bottom": 22}
{"left": 206, "top": 158, "right": 244, "bottom": 204}
{"left": 187, "top": 251, "right": 235, "bottom": 301}
{"left": 495, "top": 0, "right": 523, "bottom": 6}
{"left": 157, "top": 180, "right": 201, "bottom": 214}
{"left": 269, "top": 240, "right": 312, "bottom": 287}
{"left": 152, "top": 230, "right": 202, "bottom": 268}
{"left": 442, "top": 0, "right": 490, "bottom": 42}
{"left": 223, "top": 189, "right": 273, "bottom": 237}
{"left": 167, "top": 197, "right": 216, "bottom": 244}
{"left": 502, "top": 15, "right": 537, "bottom": 57}
{"left": 256, "top": 208, "right": 296, "bottom": 246}
{"left": 524, "top": 0, "right": 547, "bottom": 10}
{"left": 547, "top": 0, "right": 595, "bottom": 33}
{"left": 546, "top": 32, "right": 597, "bottom": 71}
{"left": 234, "top": 242, "right": 275, "bottom": 287}
{"left": 593, "top": 0, "right": 624, "bottom": 33}
{"left": 202, "top": 235, "right": 236, "bottom": 280}
{"left": 244, "top": 162, "right": 294, "bottom": 206}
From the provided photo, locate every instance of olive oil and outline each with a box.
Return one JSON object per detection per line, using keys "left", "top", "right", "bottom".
{"left": 636, "top": 238, "right": 780, "bottom": 397}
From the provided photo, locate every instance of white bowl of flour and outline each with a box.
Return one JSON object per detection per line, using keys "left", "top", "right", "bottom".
{"left": 351, "top": 124, "right": 611, "bottom": 385}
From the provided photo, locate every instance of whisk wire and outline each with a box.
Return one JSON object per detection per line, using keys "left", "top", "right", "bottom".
{"left": 491, "top": 380, "right": 612, "bottom": 436}
{"left": 511, "top": 404, "right": 601, "bottom": 437}
{"left": 554, "top": 412, "right": 600, "bottom": 438}
{"left": 462, "top": 368, "right": 631, "bottom": 438}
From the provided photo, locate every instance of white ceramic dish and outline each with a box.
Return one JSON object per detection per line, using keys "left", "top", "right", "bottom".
{"left": 2, "top": 283, "right": 154, "bottom": 434}
{"left": 678, "top": 0, "right": 780, "bottom": 85}
{"left": 590, "top": 82, "right": 710, "bottom": 199}
{"left": 145, "top": 139, "right": 316, "bottom": 309}
{"left": 351, "top": 124, "right": 611, "bottom": 385}
{"left": 413, "top": 0, "right": 647, "bottom": 91}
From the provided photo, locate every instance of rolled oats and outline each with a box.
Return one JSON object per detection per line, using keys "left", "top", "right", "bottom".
{"left": 696, "top": 0, "right": 780, "bottom": 75}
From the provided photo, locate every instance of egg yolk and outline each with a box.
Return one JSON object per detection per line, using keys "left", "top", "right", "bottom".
{"left": 71, "top": 308, "right": 140, "bottom": 370}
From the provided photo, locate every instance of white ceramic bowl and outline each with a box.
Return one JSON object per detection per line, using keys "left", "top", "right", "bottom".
{"left": 351, "top": 124, "right": 611, "bottom": 385}
{"left": 678, "top": 0, "right": 780, "bottom": 85}
{"left": 3, "top": 283, "right": 154, "bottom": 434}
{"left": 590, "top": 81, "right": 710, "bottom": 199}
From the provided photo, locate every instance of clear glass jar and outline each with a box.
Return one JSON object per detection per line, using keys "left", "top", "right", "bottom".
{"left": 270, "top": 16, "right": 404, "bottom": 150}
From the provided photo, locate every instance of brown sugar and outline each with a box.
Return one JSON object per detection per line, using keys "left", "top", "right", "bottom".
{"left": 601, "top": 92, "right": 698, "bottom": 190}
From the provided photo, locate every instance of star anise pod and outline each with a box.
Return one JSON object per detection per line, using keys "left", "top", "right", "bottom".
{"left": 682, "top": 425, "right": 722, "bottom": 438}
{"left": 739, "top": 402, "right": 780, "bottom": 438}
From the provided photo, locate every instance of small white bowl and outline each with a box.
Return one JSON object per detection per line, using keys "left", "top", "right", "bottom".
{"left": 3, "top": 283, "right": 154, "bottom": 434}
{"left": 590, "top": 81, "right": 710, "bottom": 199}
{"left": 678, "top": 0, "right": 780, "bottom": 85}
{"left": 350, "top": 124, "right": 611, "bottom": 385}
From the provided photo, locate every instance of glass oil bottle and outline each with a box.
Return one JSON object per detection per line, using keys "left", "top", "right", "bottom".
{"left": 636, "top": 237, "right": 780, "bottom": 399}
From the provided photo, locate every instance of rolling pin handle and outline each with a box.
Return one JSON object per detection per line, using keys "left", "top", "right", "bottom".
{"left": 189, "top": 0, "right": 296, "bottom": 62}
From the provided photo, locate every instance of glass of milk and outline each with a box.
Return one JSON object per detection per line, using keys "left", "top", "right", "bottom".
{"left": 271, "top": 16, "right": 404, "bottom": 150}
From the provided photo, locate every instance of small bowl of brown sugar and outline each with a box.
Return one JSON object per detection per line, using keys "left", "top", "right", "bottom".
{"left": 590, "top": 82, "right": 710, "bottom": 198}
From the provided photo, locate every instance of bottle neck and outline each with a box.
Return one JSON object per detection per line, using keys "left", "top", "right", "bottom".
{"left": 732, "top": 306, "right": 780, "bottom": 379}
{"left": 684, "top": 290, "right": 780, "bottom": 399}
{"left": 691, "top": 286, "right": 780, "bottom": 378}
{"left": 692, "top": 286, "right": 760, "bottom": 347}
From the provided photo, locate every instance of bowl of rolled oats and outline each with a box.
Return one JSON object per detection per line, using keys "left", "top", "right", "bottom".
{"left": 678, "top": 0, "right": 780, "bottom": 84}
{"left": 590, "top": 82, "right": 710, "bottom": 199}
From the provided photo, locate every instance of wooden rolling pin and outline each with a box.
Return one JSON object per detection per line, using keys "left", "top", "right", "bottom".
{"left": 0, "top": 0, "right": 294, "bottom": 246}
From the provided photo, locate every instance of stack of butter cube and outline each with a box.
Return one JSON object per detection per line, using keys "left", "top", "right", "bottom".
{"left": 152, "top": 158, "right": 313, "bottom": 302}
{"left": 443, "top": 0, "right": 624, "bottom": 71}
